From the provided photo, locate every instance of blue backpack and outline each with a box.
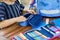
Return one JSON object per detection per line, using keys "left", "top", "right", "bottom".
{"left": 37, "top": 0, "right": 60, "bottom": 17}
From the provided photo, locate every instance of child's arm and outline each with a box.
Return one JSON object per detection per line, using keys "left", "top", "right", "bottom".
{"left": 0, "top": 16, "right": 26, "bottom": 29}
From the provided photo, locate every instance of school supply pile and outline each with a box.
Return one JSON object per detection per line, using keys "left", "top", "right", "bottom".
{"left": 12, "top": 22, "right": 60, "bottom": 40}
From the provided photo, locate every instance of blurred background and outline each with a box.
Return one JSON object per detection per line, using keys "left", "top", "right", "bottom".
{"left": 20, "top": 0, "right": 32, "bottom": 10}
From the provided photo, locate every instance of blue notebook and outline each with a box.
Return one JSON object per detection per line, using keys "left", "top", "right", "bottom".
{"left": 28, "top": 14, "right": 43, "bottom": 29}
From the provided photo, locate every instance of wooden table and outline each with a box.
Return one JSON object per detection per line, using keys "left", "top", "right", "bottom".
{"left": 0, "top": 35, "right": 10, "bottom": 40}
{"left": 0, "top": 23, "right": 32, "bottom": 40}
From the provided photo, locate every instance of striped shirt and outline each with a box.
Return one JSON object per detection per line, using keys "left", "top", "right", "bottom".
{"left": 0, "top": 0, "right": 24, "bottom": 21}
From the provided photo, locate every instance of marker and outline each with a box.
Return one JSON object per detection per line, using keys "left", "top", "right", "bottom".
{"left": 34, "top": 30, "right": 47, "bottom": 38}
{"left": 27, "top": 31, "right": 39, "bottom": 38}
{"left": 13, "top": 36, "right": 22, "bottom": 40}
{"left": 34, "top": 37, "right": 41, "bottom": 40}
{"left": 42, "top": 27, "right": 55, "bottom": 35}
{"left": 24, "top": 33, "right": 34, "bottom": 40}
{"left": 18, "top": 33, "right": 28, "bottom": 40}
{"left": 50, "top": 26, "right": 60, "bottom": 33}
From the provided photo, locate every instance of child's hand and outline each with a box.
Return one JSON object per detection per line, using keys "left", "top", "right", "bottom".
{"left": 23, "top": 9, "right": 36, "bottom": 14}
{"left": 16, "top": 16, "right": 26, "bottom": 22}
{"left": 28, "top": 10, "right": 36, "bottom": 14}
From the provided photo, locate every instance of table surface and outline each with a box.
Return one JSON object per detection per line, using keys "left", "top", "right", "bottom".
{"left": 0, "top": 23, "right": 32, "bottom": 40}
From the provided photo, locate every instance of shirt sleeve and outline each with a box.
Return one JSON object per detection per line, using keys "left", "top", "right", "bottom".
{"left": 20, "top": 4, "right": 25, "bottom": 11}
{"left": 16, "top": 0, "right": 25, "bottom": 11}
{"left": 0, "top": 2, "right": 6, "bottom": 22}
